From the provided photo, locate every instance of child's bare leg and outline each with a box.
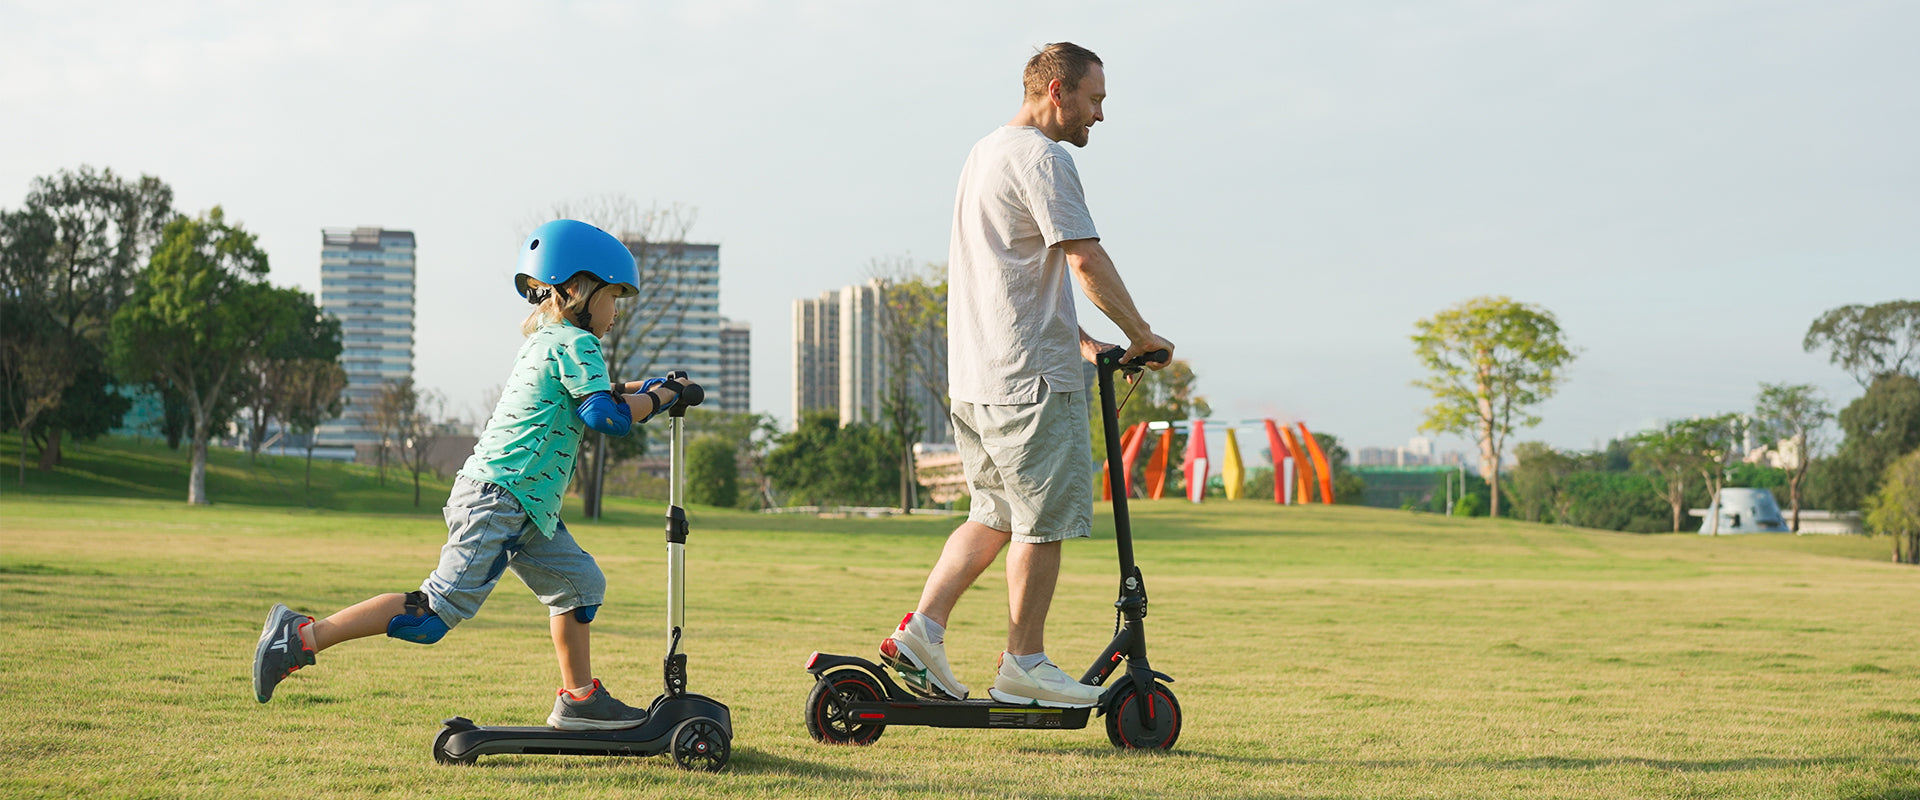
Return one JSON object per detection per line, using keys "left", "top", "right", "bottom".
{"left": 553, "top": 613, "right": 593, "bottom": 692}
{"left": 311, "top": 593, "right": 409, "bottom": 652}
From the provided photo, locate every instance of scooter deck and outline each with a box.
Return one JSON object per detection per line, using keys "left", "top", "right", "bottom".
{"left": 437, "top": 693, "right": 730, "bottom": 762}
{"left": 840, "top": 697, "right": 1093, "bottom": 730}
{"left": 808, "top": 652, "right": 1099, "bottom": 730}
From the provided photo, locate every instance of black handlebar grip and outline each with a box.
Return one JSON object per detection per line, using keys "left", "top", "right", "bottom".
{"left": 677, "top": 382, "right": 705, "bottom": 408}
{"left": 1124, "top": 349, "right": 1171, "bottom": 369}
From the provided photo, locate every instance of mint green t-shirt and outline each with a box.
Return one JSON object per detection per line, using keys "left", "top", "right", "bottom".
{"left": 458, "top": 322, "right": 613, "bottom": 536}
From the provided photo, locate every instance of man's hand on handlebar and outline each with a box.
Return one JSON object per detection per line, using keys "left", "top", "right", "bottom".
{"left": 1123, "top": 332, "right": 1174, "bottom": 371}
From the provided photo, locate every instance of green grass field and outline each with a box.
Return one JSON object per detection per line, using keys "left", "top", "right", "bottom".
{"left": 1, "top": 437, "right": 1917, "bottom": 799}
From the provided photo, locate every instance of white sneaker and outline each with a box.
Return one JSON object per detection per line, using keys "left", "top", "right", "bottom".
{"left": 988, "top": 653, "right": 1102, "bottom": 708}
{"left": 878, "top": 612, "right": 969, "bottom": 700}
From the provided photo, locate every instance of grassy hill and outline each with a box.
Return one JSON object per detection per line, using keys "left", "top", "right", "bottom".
{"left": 1, "top": 436, "right": 1915, "bottom": 799}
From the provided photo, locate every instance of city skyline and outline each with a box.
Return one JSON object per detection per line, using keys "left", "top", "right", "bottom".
{"left": 4, "top": 2, "right": 1911, "bottom": 456}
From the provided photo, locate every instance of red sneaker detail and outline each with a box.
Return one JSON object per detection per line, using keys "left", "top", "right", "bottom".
{"left": 879, "top": 638, "right": 900, "bottom": 660}
{"left": 897, "top": 612, "right": 914, "bottom": 632}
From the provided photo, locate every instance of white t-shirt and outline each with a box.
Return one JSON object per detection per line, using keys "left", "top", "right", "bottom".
{"left": 947, "top": 126, "right": 1099, "bottom": 405}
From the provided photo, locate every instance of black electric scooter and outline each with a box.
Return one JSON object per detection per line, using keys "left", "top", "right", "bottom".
{"left": 801, "top": 348, "right": 1182, "bottom": 750}
{"left": 434, "top": 376, "right": 733, "bottom": 771}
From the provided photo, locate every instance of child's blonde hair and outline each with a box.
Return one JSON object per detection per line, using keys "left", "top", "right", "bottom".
{"left": 520, "top": 274, "right": 603, "bottom": 336}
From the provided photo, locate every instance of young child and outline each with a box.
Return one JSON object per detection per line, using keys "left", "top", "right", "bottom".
{"left": 253, "top": 219, "right": 687, "bottom": 731}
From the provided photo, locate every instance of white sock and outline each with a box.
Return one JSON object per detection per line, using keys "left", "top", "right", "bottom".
{"left": 1010, "top": 651, "right": 1048, "bottom": 671}
{"left": 913, "top": 613, "right": 946, "bottom": 644}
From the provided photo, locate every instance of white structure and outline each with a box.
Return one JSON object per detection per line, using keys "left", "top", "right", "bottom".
{"left": 316, "top": 227, "right": 415, "bottom": 447}
{"left": 1693, "top": 488, "right": 1788, "bottom": 534}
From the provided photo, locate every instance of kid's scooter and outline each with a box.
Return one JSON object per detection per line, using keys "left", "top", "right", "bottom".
{"left": 800, "top": 348, "right": 1181, "bottom": 750}
{"left": 434, "top": 375, "right": 733, "bottom": 771}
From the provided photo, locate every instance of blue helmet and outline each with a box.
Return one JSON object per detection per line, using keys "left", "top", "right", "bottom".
{"left": 513, "top": 219, "right": 640, "bottom": 299}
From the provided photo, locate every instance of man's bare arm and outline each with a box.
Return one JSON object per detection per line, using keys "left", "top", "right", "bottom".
{"left": 1061, "top": 238, "right": 1174, "bottom": 367}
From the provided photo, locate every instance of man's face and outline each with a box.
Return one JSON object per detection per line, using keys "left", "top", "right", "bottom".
{"left": 1054, "top": 64, "right": 1105, "bottom": 148}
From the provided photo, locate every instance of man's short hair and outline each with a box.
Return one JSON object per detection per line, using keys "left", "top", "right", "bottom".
{"left": 1023, "top": 42, "right": 1103, "bottom": 99}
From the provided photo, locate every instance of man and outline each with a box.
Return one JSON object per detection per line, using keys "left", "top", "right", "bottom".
{"left": 879, "top": 42, "right": 1175, "bottom": 708}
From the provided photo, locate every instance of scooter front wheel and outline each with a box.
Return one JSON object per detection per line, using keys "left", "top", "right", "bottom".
{"left": 669, "top": 716, "right": 730, "bottom": 772}
{"left": 804, "top": 669, "right": 887, "bottom": 745}
{"left": 1104, "top": 681, "right": 1182, "bottom": 750}
{"left": 432, "top": 725, "right": 475, "bottom": 765}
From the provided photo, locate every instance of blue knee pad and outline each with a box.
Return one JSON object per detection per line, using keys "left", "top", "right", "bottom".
{"left": 572, "top": 604, "right": 599, "bottom": 624}
{"left": 388, "top": 591, "right": 450, "bottom": 645}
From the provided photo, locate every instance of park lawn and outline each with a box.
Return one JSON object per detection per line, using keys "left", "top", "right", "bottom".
{"left": 0, "top": 438, "right": 1917, "bottom": 799}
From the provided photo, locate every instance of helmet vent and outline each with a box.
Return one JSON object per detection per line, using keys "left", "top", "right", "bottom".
{"left": 529, "top": 239, "right": 541, "bottom": 251}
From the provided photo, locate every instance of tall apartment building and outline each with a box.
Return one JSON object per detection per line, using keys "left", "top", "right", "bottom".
{"left": 716, "top": 318, "right": 752, "bottom": 414}
{"left": 620, "top": 241, "right": 724, "bottom": 387}
{"left": 792, "top": 290, "right": 840, "bottom": 418}
{"left": 315, "top": 227, "right": 415, "bottom": 447}
{"left": 791, "top": 279, "right": 949, "bottom": 443}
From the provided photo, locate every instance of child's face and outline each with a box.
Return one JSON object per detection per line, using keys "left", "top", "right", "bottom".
{"left": 587, "top": 285, "right": 618, "bottom": 336}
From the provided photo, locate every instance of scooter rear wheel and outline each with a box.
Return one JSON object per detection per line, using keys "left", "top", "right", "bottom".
{"left": 804, "top": 669, "right": 887, "bottom": 745}
{"left": 669, "top": 716, "right": 730, "bottom": 772}
{"left": 432, "top": 726, "right": 475, "bottom": 765}
{"left": 1104, "top": 681, "right": 1182, "bottom": 750}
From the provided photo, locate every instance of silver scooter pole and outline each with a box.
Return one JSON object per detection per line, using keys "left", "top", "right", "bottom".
{"left": 662, "top": 374, "right": 703, "bottom": 696}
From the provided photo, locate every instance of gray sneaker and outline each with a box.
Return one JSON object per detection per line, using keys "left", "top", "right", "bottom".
{"left": 547, "top": 679, "right": 649, "bottom": 731}
{"left": 253, "top": 603, "right": 315, "bottom": 703}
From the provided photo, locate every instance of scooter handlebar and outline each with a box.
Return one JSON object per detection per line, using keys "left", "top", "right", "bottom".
{"left": 677, "top": 382, "right": 705, "bottom": 408}
{"left": 1098, "top": 347, "right": 1171, "bottom": 372}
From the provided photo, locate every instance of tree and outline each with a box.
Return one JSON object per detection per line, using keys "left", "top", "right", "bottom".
{"left": 0, "top": 167, "right": 172, "bottom": 466}
{"left": 536, "top": 197, "right": 699, "bottom": 518}
{"left": 871, "top": 258, "right": 950, "bottom": 511}
{"left": 1864, "top": 446, "right": 1920, "bottom": 565}
{"left": 1412, "top": 296, "right": 1577, "bottom": 518}
{"left": 0, "top": 309, "right": 76, "bottom": 485}
{"left": 395, "top": 380, "right": 446, "bottom": 508}
{"left": 368, "top": 378, "right": 415, "bottom": 488}
{"left": 1511, "top": 441, "right": 1577, "bottom": 523}
{"left": 1633, "top": 420, "right": 1710, "bottom": 533}
{"left": 1752, "top": 382, "right": 1833, "bottom": 532}
{"left": 274, "top": 357, "right": 348, "bottom": 492}
{"left": 240, "top": 292, "right": 340, "bottom": 461}
{"left": 686, "top": 435, "right": 739, "bottom": 508}
{"left": 1817, "top": 373, "right": 1920, "bottom": 512}
{"left": 687, "top": 408, "right": 780, "bottom": 509}
{"left": 1803, "top": 301, "right": 1920, "bottom": 387}
{"left": 763, "top": 411, "right": 901, "bottom": 507}
{"left": 109, "top": 208, "right": 303, "bottom": 505}
{"left": 1689, "top": 414, "right": 1747, "bottom": 536}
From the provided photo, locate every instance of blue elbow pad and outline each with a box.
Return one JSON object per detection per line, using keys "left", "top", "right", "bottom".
{"left": 575, "top": 391, "right": 633, "bottom": 436}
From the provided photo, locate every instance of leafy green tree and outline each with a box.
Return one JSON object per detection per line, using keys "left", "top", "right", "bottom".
{"left": 1815, "top": 373, "right": 1920, "bottom": 512}
{"left": 274, "top": 357, "right": 348, "bottom": 492}
{"left": 686, "top": 408, "right": 779, "bottom": 509}
{"left": 1802, "top": 300, "right": 1920, "bottom": 387}
{"left": 1511, "top": 441, "right": 1576, "bottom": 523}
{"left": 686, "top": 434, "right": 740, "bottom": 508}
{"left": 240, "top": 292, "right": 340, "bottom": 460}
{"left": 1412, "top": 296, "right": 1577, "bottom": 518}
{"left": 0, "top": 308, "right": 76, "bottom": 485}
{"left": 1751, "top": 382, "right": 1832, "bottom": 531}
{"left": 1864, "top": 446, "right": 1920, "bottom": 565}
{"left": 1633, "top": 421, "right": 1709, "bottom": 533}
{"left": 0, "top": 167, "right": 172, "bottom": 465}
{"left": 1690, "top": 414, "right": 1747, "bottom": 535}
{"left": 763, "top": 411, "right": 902, "bottom": 507}
{"left": 873, "top": 262, "right": 949, "bottom": 512}
{"left": 1559, "top": 470, "right": 1674, "bottom": 533}
{"left": 109, "top": 208, "right": 300, "bottom": 505}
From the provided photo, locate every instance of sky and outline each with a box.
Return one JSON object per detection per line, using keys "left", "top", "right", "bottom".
{"left": 3, "top": 0, "right": 1914, "bottom": 460}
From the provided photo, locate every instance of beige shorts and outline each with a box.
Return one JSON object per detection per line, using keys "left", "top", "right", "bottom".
{"left": 952, "top": 391, "right": 1093, "bottom": 544}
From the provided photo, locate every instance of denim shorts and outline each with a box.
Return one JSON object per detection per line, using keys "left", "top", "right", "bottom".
{"left": 418, "top": 476, "right": 606, "bottom": 627}
{"left": 953, "top": 390, "right": 1093, "bottom": 544}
